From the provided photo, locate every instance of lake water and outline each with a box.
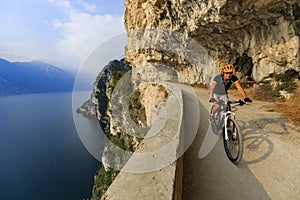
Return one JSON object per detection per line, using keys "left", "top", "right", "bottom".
{"left": 0, "top": 92, "right": 100, "bottom": 200}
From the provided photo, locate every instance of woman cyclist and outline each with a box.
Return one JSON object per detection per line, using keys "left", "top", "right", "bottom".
{"left": 209, "top": 64, "right": 252, "bottom": 118}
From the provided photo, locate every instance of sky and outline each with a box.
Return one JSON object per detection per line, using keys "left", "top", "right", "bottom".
{"left": 0, "top": 0, "right": 126, "bottom": 71}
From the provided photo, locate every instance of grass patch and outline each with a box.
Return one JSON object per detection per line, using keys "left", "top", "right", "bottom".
{"left": 191, "top": 83, "right": 208, "bottom": 88}
{"left": 251, "top": 82, "right": 300, "bottom": 127}
{"left": 279, "top": 81, "right": 298, "bottom": 93}
{"left": 92, "top": 165, "right": 119, "bottom": 199}
{"left": 275, "top": 85, "right": 300, "bottom": 127}
{"left": 251, "top": 84, "right": 281, "bottom": 102}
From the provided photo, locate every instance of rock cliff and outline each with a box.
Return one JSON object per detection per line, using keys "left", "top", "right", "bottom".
{"left": 124, "top": 0, "right": 299, "bottom": 84}
{"left": 88, "top": 59, "right": 172, "bottom": 198}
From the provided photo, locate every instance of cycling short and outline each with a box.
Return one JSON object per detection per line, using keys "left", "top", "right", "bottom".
{"left": 214, "top": 93, "right": 228, "bottom": 103}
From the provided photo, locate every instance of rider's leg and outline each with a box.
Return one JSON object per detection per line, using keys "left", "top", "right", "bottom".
{"left": 211, "top": 103, "right": 220, "bottom": 118}
{"left": 211, "top": 95, "right": 221, "bottom": 119}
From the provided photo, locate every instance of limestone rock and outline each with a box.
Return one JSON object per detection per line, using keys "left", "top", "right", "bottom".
{"left": 124, "top": 0, "right": 300, "bottom": 84}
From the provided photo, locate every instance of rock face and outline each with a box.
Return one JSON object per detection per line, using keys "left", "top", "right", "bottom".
{"left": 87, "top": 59, "right": 172, "bottom": 197}
{"left": 90, "top": 1, "right": 300, "bottom": 198}
{"left": 124, "top": 0, "right": 300, "bottom": 84}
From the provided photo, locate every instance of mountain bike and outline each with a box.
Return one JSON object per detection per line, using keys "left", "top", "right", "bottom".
{"left": 210, "top": 99, "right": 245, "bottom": 164}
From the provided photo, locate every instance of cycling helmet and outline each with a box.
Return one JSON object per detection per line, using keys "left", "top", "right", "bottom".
{"left": 221, "top": 64, "right": 235, "bottom": 73}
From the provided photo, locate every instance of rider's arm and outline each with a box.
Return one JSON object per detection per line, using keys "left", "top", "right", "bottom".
{"left": 234, "top": 81, "right": 247, "bottom": 98}
{"left": 210, "top": 81, "right": 217, "bottom": 99}
{"left": 234, "top": 81, "right": 252, "bottom": 105}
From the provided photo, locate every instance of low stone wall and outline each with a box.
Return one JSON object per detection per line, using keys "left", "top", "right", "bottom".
{"left": 101, "top": 83, "right": 185, "bottom": 200}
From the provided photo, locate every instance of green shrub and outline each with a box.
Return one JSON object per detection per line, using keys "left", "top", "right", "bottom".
{"left": 279, "top": 81, "right": 298, "bottom": 93}
{"left": 129, "top": 89, "right": 147, "bottom": 127}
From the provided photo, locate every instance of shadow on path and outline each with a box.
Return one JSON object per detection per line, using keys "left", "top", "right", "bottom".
{"left": 182, "top": 96, "right": 272, "bottom": 200}
{"left": 240, "top": 117, "right": 289, "bottom": 165}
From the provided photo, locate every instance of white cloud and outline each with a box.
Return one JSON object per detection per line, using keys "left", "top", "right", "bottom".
{"left": 81, "top": 2, "right": 97, "bottom": 12}
{"left": 49, "top": 0, "right": 125, "bottom": 69}
{"left": 48, "top": 0, "right": 97, "bottom": 13}
{"left": 53, "top": 13, "right": 124, "bottom": 68}
{"left": 0, "top": 0, "right": 125, "bottom": 71}
{"left": 48, "top": 0, "right": 73, "bottom": 13}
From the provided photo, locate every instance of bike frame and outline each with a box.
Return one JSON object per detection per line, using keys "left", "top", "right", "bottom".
{"left": 216, "top": 100, "right": 242, "bottom": 140}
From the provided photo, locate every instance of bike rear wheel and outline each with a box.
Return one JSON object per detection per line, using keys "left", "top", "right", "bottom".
{"left": 223, "top": 118, "right": 243, "bottom": 164}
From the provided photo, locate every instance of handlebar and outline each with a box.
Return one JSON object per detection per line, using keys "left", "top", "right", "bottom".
{"left": 228, "top": 100, "right": 245, "bottom": 106}
{"left": 217, "top": 100, "right": 245, "bottom": 106}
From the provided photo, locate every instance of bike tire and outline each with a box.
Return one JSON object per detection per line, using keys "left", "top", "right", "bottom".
{"left": 223, "top": 118, "right": 243, "bottom": 164}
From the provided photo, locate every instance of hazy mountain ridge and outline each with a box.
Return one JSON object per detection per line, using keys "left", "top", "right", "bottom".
{"left": 0, "top": 58, "right": 76, "bottom": 96}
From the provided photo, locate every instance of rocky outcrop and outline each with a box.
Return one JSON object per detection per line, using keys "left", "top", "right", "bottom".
{"left": 86, "top": 59, "right": 172, "bottom": 197}
{"left": 124, "top": 0, "right": 300, "bottom": 84}
{"left": 81, "top": 59, "right": 133, "bottom": 198}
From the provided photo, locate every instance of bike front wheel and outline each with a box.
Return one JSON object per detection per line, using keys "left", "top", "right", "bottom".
{"left": 223, "top": 118, "right": 243, "bottom": 164}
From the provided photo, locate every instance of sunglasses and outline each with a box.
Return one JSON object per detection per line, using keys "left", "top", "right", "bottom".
{"left": 224, "top": 72, "right": 233, "bottom": 75}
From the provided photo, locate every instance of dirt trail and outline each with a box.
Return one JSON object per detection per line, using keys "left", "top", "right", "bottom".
{"left": 182, "top": 88, "right": 300, "bottom": 200}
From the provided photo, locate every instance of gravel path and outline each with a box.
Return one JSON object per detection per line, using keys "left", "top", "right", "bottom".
{"left": 182, "top": 88, "right": 300, "bottom": 200}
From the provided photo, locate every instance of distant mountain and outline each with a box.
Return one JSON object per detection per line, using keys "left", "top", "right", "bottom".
{"left": 0, "top": 58, "right": 77, "bottom": 96}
